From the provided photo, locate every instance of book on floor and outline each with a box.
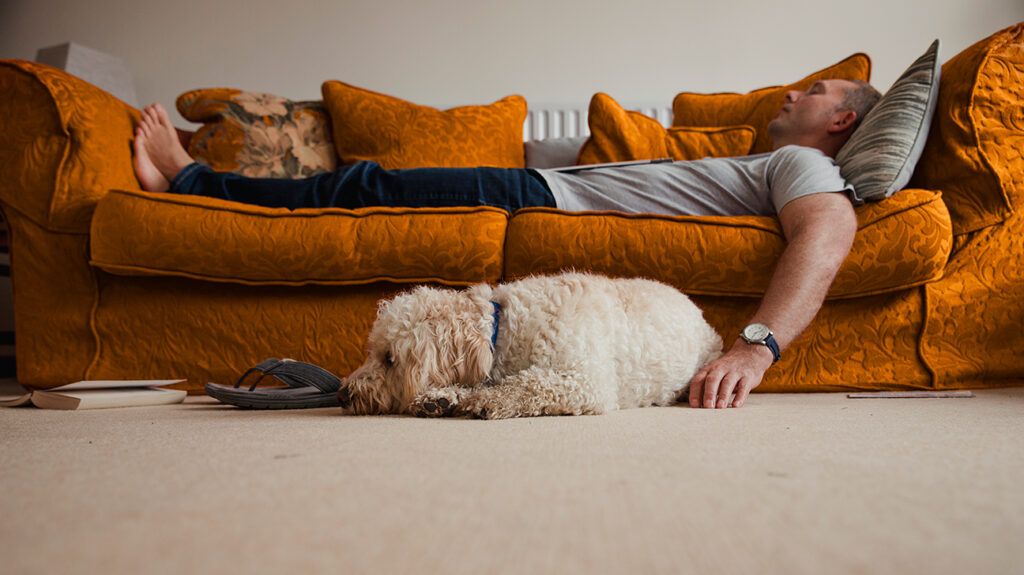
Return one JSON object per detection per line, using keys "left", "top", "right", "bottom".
{"left": 0, "top": 380, "right": 187, "bottom": 410}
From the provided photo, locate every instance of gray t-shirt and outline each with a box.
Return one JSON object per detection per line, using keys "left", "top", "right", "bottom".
{"left": 536, "top": 145, "right": 854, "bottom": 216}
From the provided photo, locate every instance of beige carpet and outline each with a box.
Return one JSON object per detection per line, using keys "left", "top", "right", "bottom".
{"left": 2, "top": 385, "right": 1022, "bottom": 575}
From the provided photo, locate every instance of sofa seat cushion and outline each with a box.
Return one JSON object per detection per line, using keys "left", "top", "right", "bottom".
{"left": 90, "top": 190, "right": 509, "bottom": 286}
{"left": 504, "top": 189, "right": 951, "bottom": 299}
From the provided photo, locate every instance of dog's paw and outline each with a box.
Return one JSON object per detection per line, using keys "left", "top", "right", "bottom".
{"left": 411, "top": 389, "right": 460, "bottom": 418}
{"left": 460, "top": 397, "right": 512, "bottom": 420}
{"left": 414, "top": 397, "right": 457, "bottom": 418}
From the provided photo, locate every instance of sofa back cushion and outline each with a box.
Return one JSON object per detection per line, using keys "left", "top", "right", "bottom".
{"left": 176, "top": 88, "right": 336, "bottom": 178}
{"left": 321, "top": 81, "right": 527, "bottom": 169}
{"left": 577, "top": 93, "right": 755, "bottom": 165}
{"left": 910, "top": 23, "right": 1024, "bottom": 235}
{"left": 672, "top": 53, "right": 872, "bottom": 154}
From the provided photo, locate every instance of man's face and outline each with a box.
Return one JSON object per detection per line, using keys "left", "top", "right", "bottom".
{"left": 767, "top": 79, "right": 855, "bottom": 145}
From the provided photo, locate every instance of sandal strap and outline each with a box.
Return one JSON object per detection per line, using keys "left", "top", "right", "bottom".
{"left": 270, "top": 359, "right": 342, "bottom": 393}
{"left": 235, "top": 358, "right": 341, "bottom": 393}
{"left": 235, "top": 358, "right": 287, "bottom": 391}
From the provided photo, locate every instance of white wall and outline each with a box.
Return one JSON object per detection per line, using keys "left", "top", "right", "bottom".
{"left": 2, "top": 0, "right": 1022, "bottom": 128}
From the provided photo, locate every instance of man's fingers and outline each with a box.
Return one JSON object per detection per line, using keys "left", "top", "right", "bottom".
{"left": 717, "top": 373, "right": 741, "bottom": 408}
{"left": 732, "top": 378, "right": 753, "bottom": 408}
{"left": 702, "top": 370, "right": 722, "bottom": 409}
{"left": 688, "top": 370, "right": 707, "bottom": 407}
{"left": 688, "top": 367, "right": 708, "bottom": 388}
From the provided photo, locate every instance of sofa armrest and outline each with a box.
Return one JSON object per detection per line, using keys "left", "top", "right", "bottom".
{"left": 911, "top": 23, "right": 1024, "bottom": 236}
{"left": 0, "top": 60, "right": 141, "bottom": 233}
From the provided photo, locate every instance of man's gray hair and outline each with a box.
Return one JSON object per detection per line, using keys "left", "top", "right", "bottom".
{"left": 840, "top": 80, "right": 883, "bottom": 133}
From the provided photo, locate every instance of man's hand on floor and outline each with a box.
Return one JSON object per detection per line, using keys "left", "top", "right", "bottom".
{"left": 688, "top": 339, "right": 775, "bottom": 408}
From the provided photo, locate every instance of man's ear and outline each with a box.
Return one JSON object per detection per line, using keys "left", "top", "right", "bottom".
{"left": 828, "top": 110, "right": 857, "bottom": 134}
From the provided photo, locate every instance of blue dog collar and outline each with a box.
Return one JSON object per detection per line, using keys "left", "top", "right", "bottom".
{"left": 490, "top": 301, "right": 502, "bottom": 349}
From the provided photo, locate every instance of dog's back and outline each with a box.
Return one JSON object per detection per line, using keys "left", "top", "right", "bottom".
{"left": 491, "top": 273, "right": 722, "bottom": 408}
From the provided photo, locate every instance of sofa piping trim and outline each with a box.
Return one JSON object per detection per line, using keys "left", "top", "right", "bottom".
{"left": 88, "top": 261, "right": 492, "bottom": 288}
{"left": 918, "top": 284, "right": 940, "bottom": 388}
{"left": 84, "top": 252, "right": 103, "bottom": 381}
{"left": 106, "top": 188, "right": 513, "bottom": 220}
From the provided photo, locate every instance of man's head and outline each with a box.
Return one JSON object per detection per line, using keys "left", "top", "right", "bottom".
{"left": 767, "top": 79, "right": 882, "bottom": 157}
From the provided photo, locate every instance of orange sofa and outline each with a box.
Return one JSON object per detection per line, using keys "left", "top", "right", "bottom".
{"left": 1, "top": 24, "right": 1022, "bottom": 394}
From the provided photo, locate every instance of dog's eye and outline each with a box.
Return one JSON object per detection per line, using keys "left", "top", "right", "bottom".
{"left": 384, "top": 352, "right": 394, "bottom": 368}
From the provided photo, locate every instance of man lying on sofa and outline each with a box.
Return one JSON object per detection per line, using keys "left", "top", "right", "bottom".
{"left": 132, "top": 79, "right": 881, "bottom": 410}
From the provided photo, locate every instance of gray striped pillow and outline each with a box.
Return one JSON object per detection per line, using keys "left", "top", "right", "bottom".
{"left": 837, "top": 40, "right": 940, "bottom": 202}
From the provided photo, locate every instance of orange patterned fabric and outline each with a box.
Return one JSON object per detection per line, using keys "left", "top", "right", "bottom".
{"left": 177, "top": 88, "right": 337, "bottom": 178}
{"left": 90, "top": 190, "right": 509, "bottom": 286}
{"left": 87, "top": 277, "right": 405, "bottom": 393}
{"left": 0, "top": 60, "right": 140, "bottom": 233}
{"left": 922, "top": 214, "right": 1024, "bottom": 389}
{"left": 910, "top": 23, "right": 1024, "bottom": 235}
{"left": 694, "top": 289, "right": 934, "bottom": 392}
{"left": 577, "top": 92, "right": 755, "bottom": 164}
{"left": 321, "top": 81, "right": 527, "bottom": 169}
{"left": 672, "top": 54, "right": 872, "bottom": 154}
{"left": 2, "top": 213, "right": 98, "bottom": 387}
{"left": 503, "top": 189, "right": 950, "bottom": 299}
{"left": 0, "top": 59, "right": 138, "bottom": 387}
{"left": 915, "top": 23, "right": 1024, "bottom": 389}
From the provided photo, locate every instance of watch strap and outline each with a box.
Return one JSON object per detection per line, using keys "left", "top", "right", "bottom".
{"left": 764, "top": 334, "right": 781, "bottom": 363}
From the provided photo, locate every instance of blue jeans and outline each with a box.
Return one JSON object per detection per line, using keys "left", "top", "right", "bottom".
{"left": 170, "top": 161, "right": 557, "bottom": 212}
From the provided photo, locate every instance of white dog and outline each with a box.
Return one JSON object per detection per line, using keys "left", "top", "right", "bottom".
{"left": 339, "top": 272, "right": 722, "bottom": 419}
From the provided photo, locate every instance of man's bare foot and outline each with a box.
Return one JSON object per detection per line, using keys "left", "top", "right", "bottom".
{"left": 133, "top": 129, "right": 169, "bottom": 192}
{"left": 133, "top": 103, "right": 195, "bottom": 192}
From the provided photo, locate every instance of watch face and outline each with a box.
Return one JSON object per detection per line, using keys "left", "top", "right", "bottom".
{"left": 743, "top": 323, "right": 771, "bottom": 342}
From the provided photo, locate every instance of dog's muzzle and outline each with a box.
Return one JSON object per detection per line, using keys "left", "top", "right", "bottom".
{"left": 337, "top": 384, "right": 353, "bottom": 408}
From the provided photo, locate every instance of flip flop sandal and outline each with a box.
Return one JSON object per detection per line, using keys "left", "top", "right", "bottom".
{"left": 205, "top": 358, "right": 342, "bottom": 409}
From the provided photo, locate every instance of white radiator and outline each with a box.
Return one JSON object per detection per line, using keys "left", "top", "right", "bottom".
{"left": 524, "top": 106, "right": 673, "bottom": 141}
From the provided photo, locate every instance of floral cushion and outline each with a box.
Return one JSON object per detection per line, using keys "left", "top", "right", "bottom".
{"left": 176, "top": 88, "right": 336, "bottom": 178}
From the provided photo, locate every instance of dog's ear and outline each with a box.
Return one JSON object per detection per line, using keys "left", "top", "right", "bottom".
{"left": 454, "top": 283, "right": 496, "bottom": 386}
{"left": 466, "top": 282, "right": 493, "bottom": 304}
{"left": 457, "top": 329, "right": 494, "bottom": 386}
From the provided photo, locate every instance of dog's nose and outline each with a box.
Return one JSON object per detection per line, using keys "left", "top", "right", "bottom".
{"left": 338, "top": 384, "right": 353, "bottom": 408}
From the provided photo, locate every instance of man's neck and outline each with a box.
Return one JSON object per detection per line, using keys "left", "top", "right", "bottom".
{"left": 771, "top": 140, "right": 841, "bottom": 158}
{"left": 771, "top": 133, "right": 850, "bottom": 158}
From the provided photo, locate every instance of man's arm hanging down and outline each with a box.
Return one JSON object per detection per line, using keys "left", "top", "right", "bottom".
{"left": 688, "top": 191, "right": 858, "bottom": 408}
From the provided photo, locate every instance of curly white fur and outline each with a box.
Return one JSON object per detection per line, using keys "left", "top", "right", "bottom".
{"left": 340, "top": 272, "right": 722, "bottom": 419}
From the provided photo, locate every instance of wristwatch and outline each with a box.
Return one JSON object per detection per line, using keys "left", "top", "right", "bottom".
{"left": 740, "top": 323, "right": 781, "bottom": 363}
